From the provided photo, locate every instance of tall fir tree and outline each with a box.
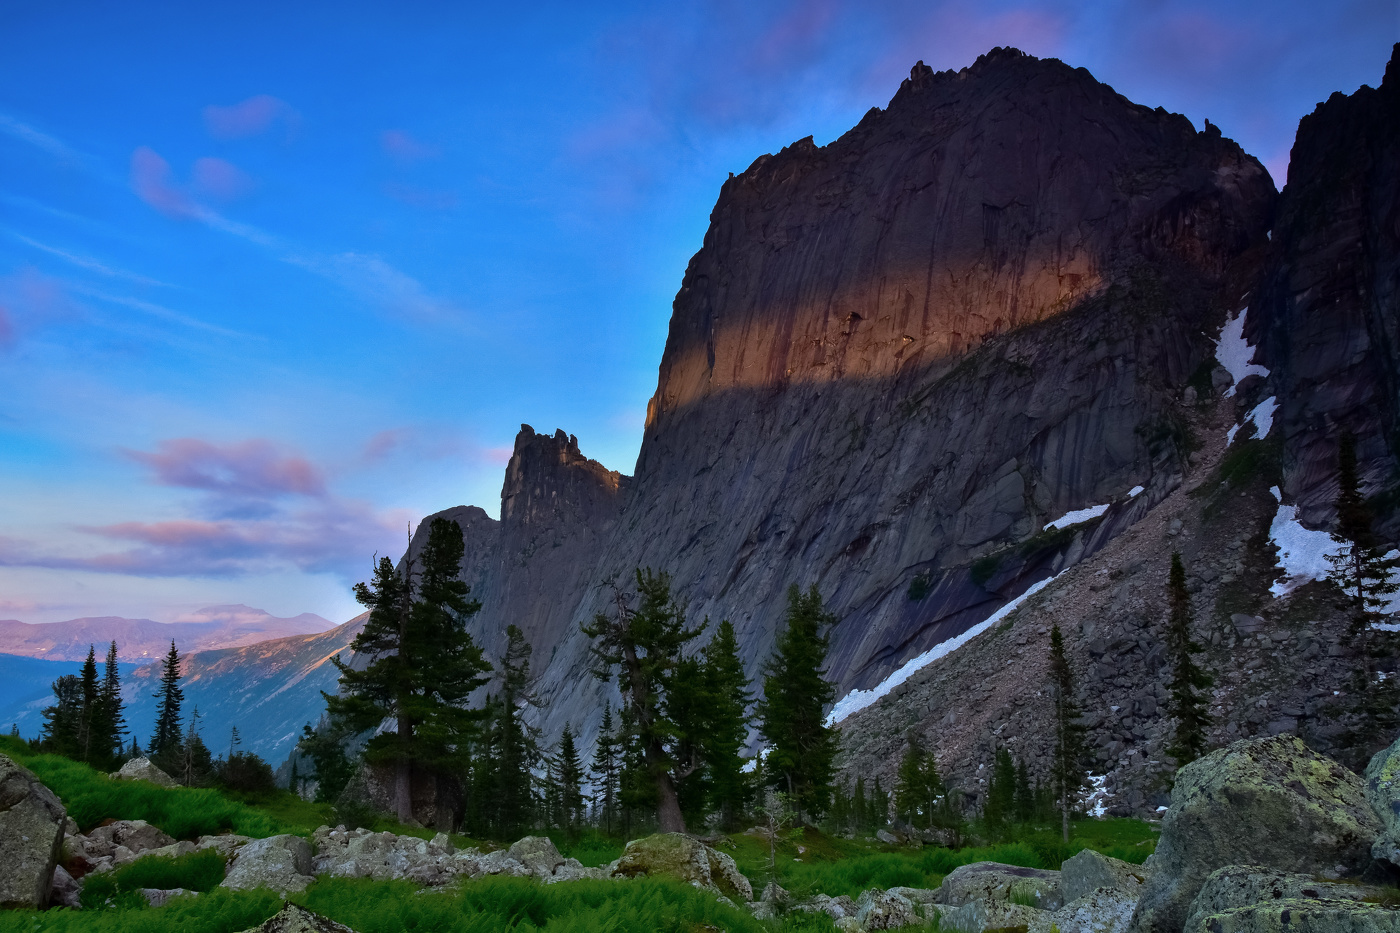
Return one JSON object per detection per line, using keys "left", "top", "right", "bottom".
{"left": 1013, "top": 759, "right": 1035, "bottom": 824}
{"left": 984, "top": 747, "right": 1017, "bottom": 832}
{"left": 589, "top": 703, "right": 622, "bottom": 835}
{"left": 94, "top": 641, "right": 126, "bottom": 768}
{"left": 150, "top": 641, "right": 184, "bottom": 761}
{"left": 1048, "top": 624, "right": 1088, "bottom": 842}
{"left": 758, "top": 585, "right": 839, "bottom": 822}
{"left": 557, "top": 723, "right": 585, "bottom": 831}
{"left": 700, "top": 619, "right": 754, "bottom": 830}
{"left": 894, "top": 735, "right": 943, "bottom": 829}
{"left": 298, "top": 720, "right": 354, "bottom": 803}
{"left": 487, "top": 623, "right": 539, "bottom": 838}
{"left": 40, "top": 675, "right": 82, "bottom": 757}
{"left": 76, "top": 646, "right": 100, "bottom": 765}
{"left": 178, "top": 707, "right": 214, "bottom": 787}
{"left": 1324, "top": 433, "right": 1400, "bottom": 752}
{"left": 329, "top": 517, "right": 491, "bottom": 822}
{"left": 1165, "top": 552, "right": 1213, "bottom": 765}
{"left": 582, "top": 568, "right": 704, "bottom": 834}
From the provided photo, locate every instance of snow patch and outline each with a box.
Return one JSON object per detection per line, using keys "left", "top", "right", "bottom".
{"left": 1227, "top": 396, "right": 1279, "bottom": 447}
{"left": 826, "top": 575, "right": 1059, "bottom": 725}
{"left": 1045, "top": 503, "right": 1109, "bottom": 532}
{"left": 1085, "top": 773, "right": 1109, "bottom": 818}
{"left": 1268, "top": 485, "right": 1343, "bottom": 596}
{"left": 1214, "top": 308, "right": 1269, "bottom": 398}
{"left": 1128, "top": 486, "right": 1144, "bottom": 498}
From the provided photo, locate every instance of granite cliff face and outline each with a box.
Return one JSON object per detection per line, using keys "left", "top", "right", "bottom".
{"left": 392, "top": 47, "right": 1277, "bottom": 749}
{"left": 1255, "top": 44, "right": 1400, "bottom": 531}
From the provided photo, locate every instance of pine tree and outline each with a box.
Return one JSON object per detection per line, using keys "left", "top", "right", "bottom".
{"left": 1325, "top": 433, "right": 1400, "bottom": 751}
{"left": 984, "top": 747, "right": 1017, "bottom": 833}
{"left": 617, "top": 703, "right": 655, "bottom": 837}
{"left": 178, "top": 707, "right": 214, "bottom": 787}
{"left": 40, "top": 675, "right": 83, "bottom": 756}
{"left": 870, "top": 777, "right": 889, "bottom": 829}
{"left": 700, "top": 619, "right": 754, "bottom": 830}
{"left": 558, "top": 723, "right": 585, "bottom": 831}
{"left": 298, "top": 721, "right": 354, "bottom": 803}
{"left": 1013, "top": 759, "right": 1035, "bottom": 824}
{"left": 229, "top": 725, "right": 242, "bottom": 759}
{"left": 76, "top": 646, "right": 100, "bottom": 765}
{"left": 328, "top": 517, "right": 491, "bottom": 822}
{"left": 94, "top": 641, "right": 126, "bottom": 768}
{"left": 853, "top": 775, "right": 868, "bottom": 833}
{"left": 1165, "top": 553, "right": 1213, "bottom": 765}
{"left": 589, "top": 703, "right": 622, "bottom": 835}
{"left": 758, "top": 585, "right": 839, "bottom": 822}
{"left": 895, "top": 735, "right": 943, "bottom": 830}
{"left": 150, "top": 641, "right": 184, "bottom": 761}
{"left": 582, "top": 568, "right": 704, "bottom": 834}
{"left": 489, "top": 623, "right": 539, "bottom": 838}
{"left": 1048, "top": 624, "right": 1088, "bottom": 842}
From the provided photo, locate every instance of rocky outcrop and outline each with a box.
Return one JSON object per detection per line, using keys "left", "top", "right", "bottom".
{"left": 1061, "top": 849, "right": 1151, "bottom": 904}
{"left": 1367, "top": 734, "right": 1400, "bottom": 866}
{"left": 0, "top": 753, "right": 66, "bottom": 908}
{"left": 240, "top": 904, "right": 359, "bottom": 933}
{"left": 1181, "top": 865, "right": 1383, "bottom": 933}
{"left": 1255, "top": 43, "right": 1400, "bottom": 533}
{"left": 935, "top": 861, "right": 1062, "bottom": 911}
{"left": 221, "top": 834, "right": 315, "bottom": 895}
{"left": 109, "top": 758, "right": 177, "bottom": 788}
{"left": 1128, "top": 735, "right": 1381, "bottom": 933}
{"left": 611, "top": 833, "right": 753, "bottom": 901}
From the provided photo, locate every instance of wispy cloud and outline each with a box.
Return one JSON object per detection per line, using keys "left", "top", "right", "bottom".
{"left": 380, "top": 129, "right": 442, "bottom": 162}
{"left": 192, "top": 157, "right": 257, "bottom": 202}
{"left": 0, "top": 111, "right": 88, "bottom": 165}
{"left": 124, "top": 437, "right": 326, "bottom": 499}
{"left": 203, "top": 95, "right": 301, "bottom": 141}
{"left": 4, "top": 230, "right": 174, "bottom": 288}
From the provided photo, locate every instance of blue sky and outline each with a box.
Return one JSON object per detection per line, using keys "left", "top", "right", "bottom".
{"left": 0, "top": 0, "right": 1394, "bottom": 626}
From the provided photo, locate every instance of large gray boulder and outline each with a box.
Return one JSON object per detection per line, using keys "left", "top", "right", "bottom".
{"left": 854, "top": 888, "right": 922, "bottom": 929}
{"left": 507, "top": 836, "right": 564, "bottom": 876}
{"left": 1190, "top": 899, "right": 1400, "bottom": 932}
{"left": 1061, "top": 849, "right": 1150, "bottom": 903}
{"left": 1366, "top": 734, "right": 1400, "bottom": 867}
{"left": 81, "top": 819, "right": 176, "bottom": 858}
{"left": 238, "top": 904, "right": 360, "bottom": 933}
{"left": 1028, "top": 888, "right": 1138, "bottom": 933}
{"left": 222, "top": 834, "right": 315, "bottom": 894}
{"left": 1182, "top": 864, "right": 1384, "bottom": 933}
{"left": 1128, "top": 736, "right": 1381, "bottom": 933}
{"left": 935, "top": 861, "right": 1063, "bottom": 911}
{"left": 611, "top": 833, "right": 752, "bottom": 900}
{"left": 0, "top": 753, "right": 66, "bottom": 908}
{"left": 110, "top": 757, "right": 178, "bottom": 788}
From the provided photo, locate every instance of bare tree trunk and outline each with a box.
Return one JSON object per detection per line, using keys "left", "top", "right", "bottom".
{"left": 396, "top": 715, "right": 413, "bottom": 823}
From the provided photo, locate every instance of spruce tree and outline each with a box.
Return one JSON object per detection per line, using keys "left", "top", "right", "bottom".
{"left": 589, "top": 703, "right": 622, "bottom": 835}
{"left": 178, "top": 707, "right": 214, "bottom": 787}
{"left": 871, "top": 777, "right": 889, "bottom": 829}
{"left": 984, "top": 747, "right": 1017, "bottom": 833}
{"left": 329, "top": 517, "right": 490, "bottom": 822}
{"left": 95, "top": 641, "right": 126, "bottom": 767}
{"left": 1325, "top": 433, "right": 1400, "bottom": 750}
{"left": 700, "top": 619, "right": 754, "bottom": 830}
{"left": 853, "top": 775, "right": 868, "bottom": 832}
{"left": 1013, "top": 759, "right": 1035, "bottom": 824}
{"left": 40, "top": 675, "right": 82, "bottom": 756}
{"left": 76, "top": 646, "right": 100, "bottom": 765}
{"left": 558, "top": 723, "right": 585, "bottom": 831}
{"left": 1048, "top": 624, "right": 1088, "bottom": 842}
{"left": 298, "top": 721, "right": 354, "bottom": 803}
{"left": 895, "top": 735, "right": 943, "bottom": 829}
{"left": 582, "top": 568, "right": 704, "bottom": 834}
{"left": 150, "top": 641, "right": 184, "bottom": 761}
{"left": 758, "top": 585, "right": 839, "bottom": 822}
{"left": 1165, "top": 553, "right": 1213, "bottom": 765}
{"left": 489, "top": 623, "right": 539, "bottom": 838}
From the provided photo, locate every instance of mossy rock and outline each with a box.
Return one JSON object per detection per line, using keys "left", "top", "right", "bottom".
{"left": 1366, "top": 735, "right": 1400, "bottom": 867}
{"left": 611, "top": 832, "right": 752, "bottom": 901}
{"left": 1129, "top": 736, "right": 1380, "bottom": 933}
{"left": 1189, "top": 897, "right": 1400, "bottom": 932}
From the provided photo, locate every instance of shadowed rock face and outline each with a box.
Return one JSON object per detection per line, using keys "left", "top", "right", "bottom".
{"left": 1256, "top": 43, "right": 1400, "bottom": 531}
{"left": 396, "top": 48, "right": 1275, "bottom": 746}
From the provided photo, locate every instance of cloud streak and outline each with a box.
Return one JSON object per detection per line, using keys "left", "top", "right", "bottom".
{"left": 123, "top": 438, "right": 326, "bottom": 499}
{"left": 203, "top": 95, "right": 300, "bottom": 141}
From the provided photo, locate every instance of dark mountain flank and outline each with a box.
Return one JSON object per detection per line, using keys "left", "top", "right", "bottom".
{"left": 387, "top": 47, "right": 1280, "bottom": 749}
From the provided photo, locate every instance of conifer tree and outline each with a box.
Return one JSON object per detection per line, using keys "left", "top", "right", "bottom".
{"left": 150, "top": 641, "right": 184, "bottom": 761}
{"left": 95, "top": 641, "right": 126, "bottom": 767}
{"left": 895, "top": 735, "right": 943, "bottom": 829}
{"left": 329, "top": 517, "right": 491, "bottom": 822}
{"left": 76, "top": 646, "right": 100, "bottom": 764}
{"left": 1325, "top": 433, "right": 1400, "bottom": 750}
{"left": 178, "top": 707, "right": 214, "bottom": 787}
{"left": 1048, "top": 624, "right": 1088, "bottom": 842}
{"left": 40, "top": 675, "right": 82, "bottom": 756}
{"left": 616, "top": 704, "right": 654, "bottom": 837}
{"left": 853, "top": 775, "right": 868, "bottom": 832}
{"left": 984, "top": 747, "right": 1017, "bottom": 832}
{"left": 1013, "top": 759, "right": 1035, "bottom": 824}
{"left": 700, "top": 619, "right": 754, "bottom": 830}
{"left": 1165, "top": 552, "right": 1213, "bottom": 765}
{"left": 758, "top": 585, "right": 839, "bottom": 822}
{"left": 589, "top": 703, "right": 622, "bottom": 835}
{"left": 487, "top": 623, "right": 540, "bottom": 838}
{"left": 558, "top": 723, "right": 585, "bottom": 831}
{"left": 870, "top": 777, "right": 889, "bottom": 829}
{"left": 298, "top": 720, "right": 354, "bottom": 803}
{"left": 582, "top": 568, "right": 704, "bottom": 834}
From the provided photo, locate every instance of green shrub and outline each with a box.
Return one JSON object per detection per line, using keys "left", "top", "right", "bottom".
{"left": 79, "top": 850, "right": 227, "bottom": 909}
{"left": 908, "top": 572, "right": 933, "bottom": 601}
{"left": 215, "top": 752, "right": 276, "bottom": 796}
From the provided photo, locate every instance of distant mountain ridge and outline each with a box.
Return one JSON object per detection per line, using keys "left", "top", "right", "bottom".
{"left": 0, "top": 604, "right": 335, "bottom": 662}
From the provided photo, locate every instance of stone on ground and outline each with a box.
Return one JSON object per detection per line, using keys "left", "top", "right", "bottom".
{"left": 938, "top": 898, "right": 1043, "bottom": 933}
{"left": 1127, "top": 735, "right": 1381, "bottom": 933}
{"left": 222, "top": 834, "right": 315, "bottom": 894}
{"left": 855, "top": 888, "right": 922, "bottom": 929}
{"left": 81, "top": 819, "right": 176, "bottom": 858}
{"left": 142, "top": 887, "right": 197, "bottom": 907}
{"left": 611, "top": 832, "right": 752, "bottom": 900}
{"left": 0, "top": 753, "right": 67, "bottom": 908}
{"left": 1029, "top": 888, "right": 1139, "bottom": 933}
{"left": 109, "top": 757, "right": 178, "bottom": 787}
{"left": 935, "top": 861, "right": 1063, "bottom": 911}
{"left": 1061, "top": 849, "right": 1151, "bottom": 903}
{"left": 1182, "top": 864, "right": 1384, "bottom": 933}
{"left": 239, "top": 904, "right": 360, "bottom": 933}
{"left": 49, "top": 864, "right": 81, "bottom": 909}
{"left": 1366, "top": 735, "right": 1400, "bottom": 867}
{"left": 507, "top": 835, "right": 564, "bottom": 876}
{"left": 1189, "top": 899, "right": 1400, "bottom": 932}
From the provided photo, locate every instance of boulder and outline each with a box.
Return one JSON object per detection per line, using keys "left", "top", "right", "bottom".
{"left": 0, "top": 753, "right": 67, "bottom": 908}
{"left": 507, "top": 836, "right": 564, "bottom": 876}
{"left": 222, "top": 834, "right": 315, "bottom": 894}
{"left": 544, "top": 857, "right": 610, "bottom": 883}
{"left": 1366, "top": 735, "right": 1400, "bottom": 867}
{"left": 475, "top": 849, "right": 530, "bottom": 877}
{"left": 1182, "top": 864, "right": 1383, "bottom": 933}
{"left": 938, "top": 898, "right": 1042, "bottom": 933}
{"left": 793, "top": 893, "right": 858, "bottom": 919}
{"left": 935, "top": 861, "right": 1063, "bottom": 911}
{"left": 855, "top": 888, "right": 922, "bottom": 929}
{"left": 82, "top": 819, "right": 176, "bottom": 859}
{"left": 1189, "top": 899, "right": 1400, "bottom": 932}
{"left": 611, "top": 832, "right": 752, "bottom": 900}
{"left": 239, "top": 903, "right": 360, "bottom": 933}
{"left": 142, "top": 887, "right": 197, "bottom": 907}
{"left": 1029, "top": 889, "right": 1139, "bottom": 933}
{"left": 49, "top": 864, "right": 81, "bottom": 909}
{"left": 109, "top": 757, "right": 178, "bottom": 788}
{"left": 1128, "top": 736, "right": 1381, "bottom": 933}
{"left": 146, "top": 840, "right": 198, "bottom": 860}
{"left": 1061, "top": 849, "right": 1151, "bottom": 903}
{"left": 196, "top": 833, "right": 252, "bottom": 859}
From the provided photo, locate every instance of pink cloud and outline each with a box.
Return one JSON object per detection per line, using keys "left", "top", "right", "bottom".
{"left": 380, "top": 129, "right": 441, "bottom": 162}
{"left": 123, "top": 438, "right": 326, "bottom": 499}
{"left": 362, "top": 428, "right": 409, "bottom": 461}
{"left": 0, "top": 305, "right": 15, "bottom": 350}
{"left": 203, "top": 95, "right": 299, "bottom": 140}
{"left": 192, "top": 157, "right": 256, "bottom": 202}
{"left": 130, "top": 147, "right": 197, "bottom": 219}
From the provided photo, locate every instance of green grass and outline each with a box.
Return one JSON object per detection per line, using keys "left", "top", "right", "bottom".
{"left": 550, "top": 828, "right": 626, "bottom": 867}
{"left": 79, "top": 850, "right": 228, "bottom": 909}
